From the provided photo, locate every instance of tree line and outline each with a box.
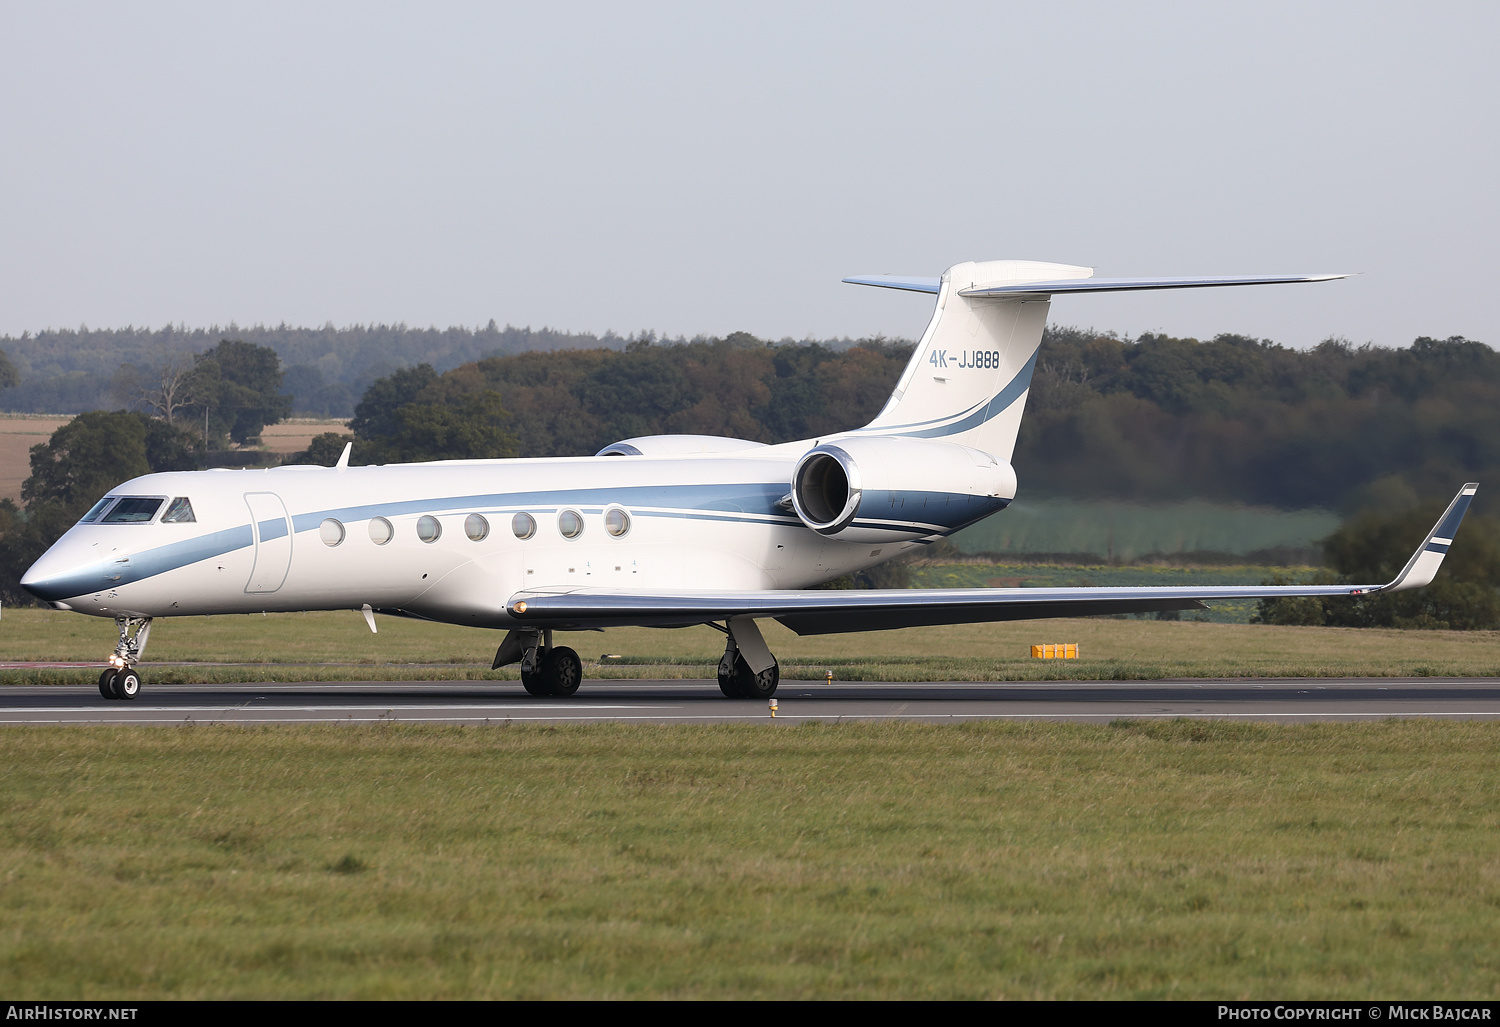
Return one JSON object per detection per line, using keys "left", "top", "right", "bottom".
{"left": 0, "top": 322, "right": 880, "bottom": 417}
{"left": 321, "top": 327, "right": 1500, "bottom": 515}
{"left": 319, "top": 333, "right": 913, "bottom": 464}
{"left": 1020, "top": 328, "right": 1500, "bottom": 512}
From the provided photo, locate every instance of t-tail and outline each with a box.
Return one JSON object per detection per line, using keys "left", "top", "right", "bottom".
{"left": 844, "top": 260, "right": 1350, "bottom": 463}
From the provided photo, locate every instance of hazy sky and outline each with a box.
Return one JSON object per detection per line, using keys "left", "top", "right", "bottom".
{"left": 2, "top": 2, "right": 1496, "bottom": 349}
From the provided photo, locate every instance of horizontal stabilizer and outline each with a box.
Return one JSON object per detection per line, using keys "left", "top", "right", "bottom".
{"left": 959, "top": 274, "right": 1350, "bottom": 298}
{"left": 841, "top": 275, "right": 943, "bottom": 294}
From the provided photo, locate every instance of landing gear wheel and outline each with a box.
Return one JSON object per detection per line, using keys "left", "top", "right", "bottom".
{"left": 520, "top": 666, "right": 550, "bottom": 696}
{"left": 542, "top": 647, "right": 583, "bottom": 697}
{"left": 116, "top": 669, "right": 142, "bottom": 700}
{"left": 99, "top": 669, "right": 120, "bottom": 700}
{"left": 717, "top": 664, "right": 744, "bottom": 698}
{"left": 735, "top": 654, "right": 779, "bottom": 700}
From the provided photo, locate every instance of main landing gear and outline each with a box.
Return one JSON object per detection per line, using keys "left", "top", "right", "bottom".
{"left": 99, "top": 616, "right": 151, "bottom": 701}
{"left": 715, "top": 616, "right": 779, "bottom": 699}
{"left": 494, "top": 617, "right": 780, "bottom": 700}
{"left": 494, "top": 628, "right": 582, "bottom": 697}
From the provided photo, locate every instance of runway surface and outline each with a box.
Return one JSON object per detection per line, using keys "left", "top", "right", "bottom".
{"left": 4, "top": 677, "right": 1500, "bottom": 725}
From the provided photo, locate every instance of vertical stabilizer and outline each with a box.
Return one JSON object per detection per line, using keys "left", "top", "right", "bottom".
{"left": 851, "top": 260, "right": 1088, "bottom": 461}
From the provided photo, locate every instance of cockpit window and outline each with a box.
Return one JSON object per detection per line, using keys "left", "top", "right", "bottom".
{"left": 78, "top": 497, "right": 117, "bottom": 524}
{"left": 161, "top": 497, "right": 196, "bottom": 523}
{"left": 101, "top": 497, "right": 165, "bottom": 524}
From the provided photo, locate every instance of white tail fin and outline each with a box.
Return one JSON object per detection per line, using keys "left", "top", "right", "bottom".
{"left": 844, "top": 261, "right": 1352, "bottom": 462}
{"left": 849, "top": 260, "right": 1087, "bottom": 461}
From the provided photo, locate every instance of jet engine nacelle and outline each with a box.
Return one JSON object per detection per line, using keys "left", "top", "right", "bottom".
{"left": 790, "top": 436, "right": 1016, "bottom": 544}
{"left": 597, "top": 435, "right": 770, "bottom": 457}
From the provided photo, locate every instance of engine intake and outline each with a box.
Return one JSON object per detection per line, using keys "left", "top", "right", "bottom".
{"left": 790, "top": 437, "right": 1016, "bottom": 543}
{"left": 792, "top": 446, "right": 861, "bottom": 534}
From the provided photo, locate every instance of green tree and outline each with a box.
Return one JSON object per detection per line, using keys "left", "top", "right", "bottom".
{"left": 349, "top": 364, "right": 440, "bottom": 441}
{"left": 367, "top": 391, "right": 518, "bottom": 463}
{"left": 22, "top": 412, "right": 154, "bottom": 514}
{"left": 0, "top": 348, "right": 19, "bottom": 391}
{"left": 186, "top": 340, "right": 294, "bottom": 446}
{"left": 290, "top": 432, "right": 354, "bottom": 467}
{"left": 1256, "top": 502, "right": 1500, "bottom": 630}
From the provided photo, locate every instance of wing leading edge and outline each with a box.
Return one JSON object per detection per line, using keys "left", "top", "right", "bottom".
{"left": 509, "top": 485, "right": 1478, "bottom": 635}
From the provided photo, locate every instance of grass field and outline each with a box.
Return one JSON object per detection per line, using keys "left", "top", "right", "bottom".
{"left": 2, "top": 720, "right": 1498, "bottom": 999}
{"left": 3, "top": 607, "right": 1498, "bottom": 685}
{"left": 949, "top": 493, "right": 1338, "bottom": 561}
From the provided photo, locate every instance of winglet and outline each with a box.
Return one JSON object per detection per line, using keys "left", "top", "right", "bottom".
{"left": 336, "top": 442, "right": 352, "bottom": 470}
{"left": 1375, "top": 483, "right": 1480, "bottom": 593}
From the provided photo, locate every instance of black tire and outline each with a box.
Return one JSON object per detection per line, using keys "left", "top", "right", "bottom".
{"left": 735, "top": 654, "right": 779, "bottom": 700}
{"left": 116, "top": 669, "right": 142, "bottom": 700}
{"left": 717, "top": 657, "right": 744, "bottom": 698}
{"left": 99, "top": 669, "right": 119, "bottom": 700}
{"left": 543, "top": 646, "right": 583, "bottom": 697}
{"left": 520, "top": 665, "right": 550, "bottom": 696}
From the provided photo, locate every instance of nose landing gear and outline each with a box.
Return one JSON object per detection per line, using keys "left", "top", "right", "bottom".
{"left": 99, "top": 616, "right": 151, "bottom": 701}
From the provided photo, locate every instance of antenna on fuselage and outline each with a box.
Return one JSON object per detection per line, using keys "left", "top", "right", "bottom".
{"left": 335, "top": 442, "right": 352, "bottom": 470}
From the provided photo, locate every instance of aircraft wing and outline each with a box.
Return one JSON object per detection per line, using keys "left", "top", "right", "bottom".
{"left": 509, "top": 485, "right": 1476, "bottom": 634}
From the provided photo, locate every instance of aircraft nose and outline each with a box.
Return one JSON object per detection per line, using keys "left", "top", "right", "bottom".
{"left": 20, "top": 542, "right": 96, "bottom": 604}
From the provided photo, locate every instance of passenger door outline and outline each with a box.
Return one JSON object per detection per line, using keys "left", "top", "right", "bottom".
{"left": 244, "top": 492, "right": 293, "bottom": 594}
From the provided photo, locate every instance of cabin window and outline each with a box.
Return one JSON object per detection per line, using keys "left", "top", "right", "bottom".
{"left": 417, "top": 515, "right": 442, "bottom": 543}
{"left": 512, "top": 512, "right": 536, "bottom": 540}
{"left": 369, "top": 517, "right": 394, "bottom": 545}
{"left": 465, "top": 513, "right": 489, "bottom": 541}
{"left": 101, "top": 497, "right": 164, "bottom": 524}
{"left": 604, "top": 508, "right": 631, "bottom": 537}
{"left": 319, "top": 518, "right": 345, "bottom": 547}
{"left": 79, "top": 497, "right": 116, "bottom": 524}
{"left": 161, "top": 498, "right": 196, "bottom": 523}
{"left": 558, "top": 510, "right": 584, "bottom": 539}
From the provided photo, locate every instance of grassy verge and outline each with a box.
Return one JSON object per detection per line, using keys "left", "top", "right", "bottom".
{"left": 2, "top": 609, "right": 1497, "bottom": 684}
{"left": 2, "top": 720, "right": 1498, "bottom": 998}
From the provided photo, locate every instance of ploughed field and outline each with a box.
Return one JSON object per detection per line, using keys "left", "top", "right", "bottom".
{"left": 1, "top": 607, "right": 1497, "bottom": 684}
{"left": 2, "top": 720, "right": 1497, "bottom": 998}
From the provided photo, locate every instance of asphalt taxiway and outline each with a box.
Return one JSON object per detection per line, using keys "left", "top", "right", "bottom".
{"left": 3, "top": 677, "right": 1500, "bottom": 725}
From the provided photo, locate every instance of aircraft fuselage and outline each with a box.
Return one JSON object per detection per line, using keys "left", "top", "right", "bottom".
{"left": 21, "top": 443, "right": 1000, "bottom": 628}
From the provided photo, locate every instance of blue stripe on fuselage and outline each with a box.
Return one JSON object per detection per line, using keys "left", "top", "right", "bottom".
{"left": 24, "top": 524, "right": 255, "bottom": 601}
{"left": 287, "top": 481, "right": 791, "bottom": 533}
{"left": 40, "top": 482, "right": 1007, "bottom": 599}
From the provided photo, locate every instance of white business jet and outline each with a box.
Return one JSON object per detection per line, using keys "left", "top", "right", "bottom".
{"left": 21, "top": 260, "right": 1478, "bottom": 701}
